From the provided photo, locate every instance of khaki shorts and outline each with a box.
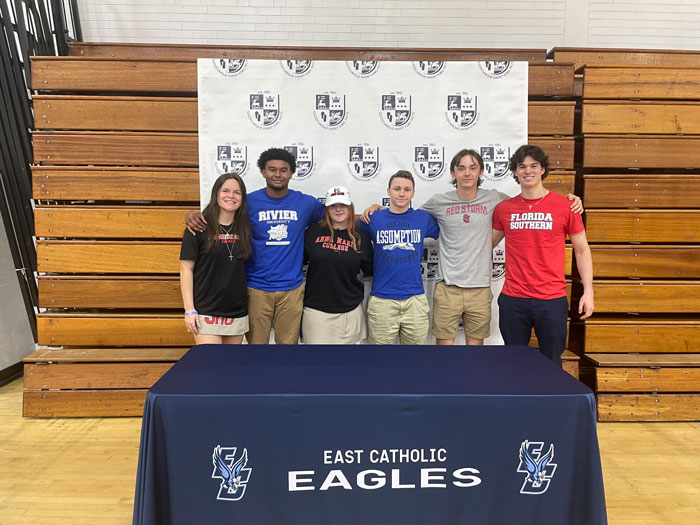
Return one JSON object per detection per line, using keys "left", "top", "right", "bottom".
{"left": 431, "top": 282, "right": 492, "bottom": 340}
{"left": 367, "top": 294, "right": 430, "bottom": 345}
{"left": 198, "top": 314, "right": 249, "bottom": 336}
{"left": 301, "top": 304, "right": 367, "bottom": 344}
{"left": 246, "top": 285, "right": 304, "bottom": 344}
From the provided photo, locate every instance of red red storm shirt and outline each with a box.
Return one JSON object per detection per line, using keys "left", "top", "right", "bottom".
{"left": 493, "top": 192, "right": 584, "bottom": 299}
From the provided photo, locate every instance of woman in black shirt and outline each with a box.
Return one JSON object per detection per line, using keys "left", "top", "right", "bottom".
{"left": 180, "top": 173, "right": 252, "bottom": 344}
{"left": 302, "top": 186, "right": 373, "bottom": 344}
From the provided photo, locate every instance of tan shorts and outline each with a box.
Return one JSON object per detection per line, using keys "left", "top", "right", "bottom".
{"left": 431, "top": 282, "right": 492, "bottom": 340}
{"left": 367, "top": 294, "right": 430, "bottom": 345}
{"left": 301, "top": 304, "right": 367, "bottom": 344}
{"left": 246, "top": 285, "right": 304, "bottom": 344}
{"left": 198, "top": 314, "right": 249, "bottom": 336}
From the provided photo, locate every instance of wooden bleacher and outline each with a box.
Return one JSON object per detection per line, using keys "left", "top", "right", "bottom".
{"left": 574, "top": 48, "right": 700, "bottom": 421}
{"left": 24, "top": 43, "right": 586, "bottom": 416}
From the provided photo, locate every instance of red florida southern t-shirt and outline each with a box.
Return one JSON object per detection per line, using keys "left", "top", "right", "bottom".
{"left": 493, "top": 192, "right": 584, "bottom": 300}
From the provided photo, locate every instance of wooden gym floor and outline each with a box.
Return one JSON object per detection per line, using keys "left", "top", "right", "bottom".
{"left": 1, "top": 378, "right": 699, "bottom": 524}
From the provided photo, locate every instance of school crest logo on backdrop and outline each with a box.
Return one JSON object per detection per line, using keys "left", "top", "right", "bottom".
{"left": 215, "top": 143, "right": 248, "bottom": 176}
{"left": 492, "top": 246, "right": 505, "bottom": 280}
{"left": 211, "top": 445, "right": 252, "bottom": 501}
{"left": 412, "top": 145, "right": 445, "bottom": 181}
{"left": 284, "top": 143, "right": 316, "bottom": 180}
{"left": 446, "top": 93, "right": 479, "bottom": 130}
{"left": 380, "top": 93, "right": 413, "bottom": 129}
{"left": 248, "top": 92, "right": 281, "bottom": 129}
{"left": 313, "top": 92, "right": 347, "bottom": 129}
{"left": 347, "top": 144, "right": 381, "bottom": 181}
{"left": 517, "top": 440, "right": 557, "bottom": 495}
{"left": 479, "top": 61, "right": 512, "bottom": 79}
{"left": 280, "top": 59, "right": 314, "bottom": 77}
{"left": 481, "top": 144, "right": 511, "bottom": 182}
{"left": 413, "top": 60, "right": 445, "bottom": 78}
{"left": 212, "top": 58, "right": 247, "bottom": 77}
{"left": 346, "top": 60, "right": 380, "bottom": 78}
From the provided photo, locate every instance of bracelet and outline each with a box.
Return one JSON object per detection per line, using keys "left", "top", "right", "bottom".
{"left": 184, "top": 311, "right": 198, "bottom": 315}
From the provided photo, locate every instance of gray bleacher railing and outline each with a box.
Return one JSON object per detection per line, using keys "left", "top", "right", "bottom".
{"left": 0, "top": 0, "right": 82, "bottom": 340}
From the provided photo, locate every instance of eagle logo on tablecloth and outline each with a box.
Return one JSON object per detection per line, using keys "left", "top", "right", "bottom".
{"left": 380, "top": 93, "right": 413, "bottom": 129}
{"left": 346, "top": 60, "right": 380, "bottom": 78}
{"left": 481, "top": 144, "right": 511, "bottom": 182}
{"left": 248, "top": 92, "right": 281, "bottom": 128}
{"left": 215, "top": 143, "right": 248, "bottom": 175}
{"left": 446, "top": 93, "right": 479, "bottom": 130}
{"left": 517, "top": 440, "right": 557, "bottom": 495}
{"left": 314, "top": 93, "right": 347, "bottom": 129}
{"left": 479, "top": 61, "right": 512, "bottom": 79}
{"left": 212, "top": 445, "right": 252, "bottom": 501}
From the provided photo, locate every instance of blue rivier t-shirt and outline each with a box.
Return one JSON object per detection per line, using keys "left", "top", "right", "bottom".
{"left": 246, "top": 188, "right": 324, "bottom": 291}
{"left": 359, "top": 208, "right": 439, "bottom": 299}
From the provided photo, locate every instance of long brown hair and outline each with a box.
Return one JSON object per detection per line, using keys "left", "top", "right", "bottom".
{"left": 202, "top": 173, "right": 252, "bottom": 260}
{"left": 320, "top": 203, "right": 361, "bottom": 252}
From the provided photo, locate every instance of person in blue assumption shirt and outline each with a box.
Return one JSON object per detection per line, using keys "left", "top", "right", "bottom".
{"left": 359, "top": 170, "right": 439, "bottom": 345}
{"left": 187, "top": 148, "right": 324, "bottom": 344}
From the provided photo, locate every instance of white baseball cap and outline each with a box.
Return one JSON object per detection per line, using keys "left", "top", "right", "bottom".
{"left": 325, "top": 186, "right": 352, "bottom": 206}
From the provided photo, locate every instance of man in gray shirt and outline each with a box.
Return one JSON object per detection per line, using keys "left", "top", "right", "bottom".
{"left": 422, "top": 149, "right": 582, "bottom": 345}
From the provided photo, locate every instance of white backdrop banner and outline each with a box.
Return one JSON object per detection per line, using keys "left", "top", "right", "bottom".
{"left": 198, "top": 58, "right": 528, "bottom": 344}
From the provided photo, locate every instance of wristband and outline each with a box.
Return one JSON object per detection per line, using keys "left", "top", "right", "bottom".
{"left": 184, "top": 311, "right": 198, "bottom": 315}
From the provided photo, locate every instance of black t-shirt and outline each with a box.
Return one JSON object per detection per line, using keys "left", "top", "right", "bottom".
{"left": 180, "top": 226, "right": 248, "bottom": 317}
{"left": 303, "top": 223, "right": 373, "bottom": 313}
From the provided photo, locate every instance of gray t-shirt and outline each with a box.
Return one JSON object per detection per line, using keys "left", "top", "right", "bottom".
{"left": 421, "top": 188, "right": 508, "bottom": 288}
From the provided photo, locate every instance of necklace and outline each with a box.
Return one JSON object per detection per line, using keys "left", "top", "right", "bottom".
{"left": 520, "top": 191, "right": 548, "bottom": 210}
{"left": 219, "top": 224, "right": 235, "bottom": 261}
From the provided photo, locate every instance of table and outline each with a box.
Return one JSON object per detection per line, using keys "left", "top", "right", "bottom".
{"left": 133, "top": 345, "right": 607, "bottom": 525}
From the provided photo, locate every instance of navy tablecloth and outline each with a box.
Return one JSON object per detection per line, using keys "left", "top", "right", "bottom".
{"left": 133, "top": 345, "right": 607, "bottom": 525}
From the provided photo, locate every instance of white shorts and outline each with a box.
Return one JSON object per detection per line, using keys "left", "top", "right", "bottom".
{"left": 197, "top": 314, "right": 249, "bottom": 336}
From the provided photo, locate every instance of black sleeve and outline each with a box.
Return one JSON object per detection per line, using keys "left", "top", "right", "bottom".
{"left": 180, "top": 229, "right": 200, "bottom": 261}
